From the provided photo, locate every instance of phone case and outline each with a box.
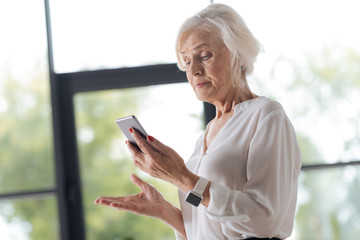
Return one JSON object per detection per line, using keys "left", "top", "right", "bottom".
{"left": 115, "top": 115, "right": 148, "bottom": 144}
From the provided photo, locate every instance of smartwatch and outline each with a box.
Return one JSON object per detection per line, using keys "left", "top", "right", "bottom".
{"left": 185, "top": 176, "right": 209, "bottom": 207}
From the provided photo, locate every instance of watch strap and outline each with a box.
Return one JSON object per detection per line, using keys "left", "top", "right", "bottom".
{"left": 192, "top": 176, "right": 208, "bottom": 196}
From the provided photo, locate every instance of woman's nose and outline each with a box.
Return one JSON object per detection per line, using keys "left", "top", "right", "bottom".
{"left": 190, "top": 61, "right": 203, "bottom": 76}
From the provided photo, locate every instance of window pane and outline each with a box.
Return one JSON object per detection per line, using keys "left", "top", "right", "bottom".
{"left": 0, "top": 196, "right": 59, "bottom": 240}
{"left": 215, "top": 0, "right": 360, "bottom": 164}
{"left": 49, "top": 0, "right": 209, "bottom": 73}
{"left": 74, "top": 83, "right": 203, "bottom": 239}
{"left": 0, "top": 0, "right": 55, "bottom": 194}
{"left": 292, "top": 165, "right": 360, "bottom": 239}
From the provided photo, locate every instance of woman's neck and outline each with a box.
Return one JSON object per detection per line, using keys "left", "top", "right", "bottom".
{"left": 212, "top": 86, "right": 257, "bottom": 119}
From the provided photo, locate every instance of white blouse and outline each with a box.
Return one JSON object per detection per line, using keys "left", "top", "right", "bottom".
{"left": 176, "top": 97, "right": 302, "bottom": 240}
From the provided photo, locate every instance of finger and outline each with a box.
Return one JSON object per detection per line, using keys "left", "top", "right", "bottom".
{"left": 147, "top": 135, "right": 181, "bottom": 159}
{"left": 125, "top": 141, "right": 145, "bottom": 168}
{"left": 94, "top": 196, "right": 114, "bottom": 204}
{"left": 94, "top": 196, "right": 117, "bottom": 204}
{"left": 94, "top": 197, "right": 117, "bottom": 206}
{"left": 125, "top": 140, "right": 142, "bottom": 156}
{"left": 95, "top": 195, "right": 137, "bottom": 205}
{"left": 129, "top": 128, "right": 153, "bottom": 154}
{"left": 146, "top": 135, "right": 168, "bottom": 152}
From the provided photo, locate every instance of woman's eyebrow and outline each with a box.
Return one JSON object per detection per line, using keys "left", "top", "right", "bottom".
{"left": 180, "top": 43, "right": 209, "bottom": 54}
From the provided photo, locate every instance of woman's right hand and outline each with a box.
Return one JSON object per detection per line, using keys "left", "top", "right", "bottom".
{"left": 94, "top": 173, "right": 167, "bottom": 220}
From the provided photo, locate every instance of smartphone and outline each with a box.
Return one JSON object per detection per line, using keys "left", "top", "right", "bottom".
{"left": 115, "top": 115, "right": 148, "bottom": 146}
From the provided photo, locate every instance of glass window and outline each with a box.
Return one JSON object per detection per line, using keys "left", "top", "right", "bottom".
{"left": 0, "top": 0, "right": 55, "bottom": 194}
{"left": 215, "top": 0, "right": 360, "bottom": 165}
{"left": 294, "top": 165, "right": 360, "bottom": 239}
{"left": 0, "top": 197, "right": 59, "bottom": 240}
{"left": 49, "top": 0, "right": 209, "bottom": 73}
{"left": 0, "top": 1, "right": 57, "bottom": 239}
{"left": 74, "top": 82, "right": 203, "bottom": 239}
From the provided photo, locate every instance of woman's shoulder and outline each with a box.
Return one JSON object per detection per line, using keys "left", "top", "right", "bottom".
{"left": 252, "top": 97, "right": 286, "bottom": 120}
{"left": 260, "top": 97, "right": 283, "bottom": 111}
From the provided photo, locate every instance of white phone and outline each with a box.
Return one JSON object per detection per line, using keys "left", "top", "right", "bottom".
{"left": 115, "top": 115, "right": 148, "bottom": 146}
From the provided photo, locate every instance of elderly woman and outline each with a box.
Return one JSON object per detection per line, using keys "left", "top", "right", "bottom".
{"left": 95, "top": 3, "right": 302, "bottom": 240}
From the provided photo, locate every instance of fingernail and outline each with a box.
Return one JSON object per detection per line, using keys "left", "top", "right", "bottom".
{"left": 147, "top": 136, "right": 155, "bottom": 142}
{"left": 125, "top": 140, "right": 128, "bottom": 144}
{"left": 129, "top": 128, "right": 133, "bottom": 133}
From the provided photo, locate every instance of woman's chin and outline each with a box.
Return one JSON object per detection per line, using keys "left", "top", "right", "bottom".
{"left": 195, "top": 94, "right": 212, "bottom": 103}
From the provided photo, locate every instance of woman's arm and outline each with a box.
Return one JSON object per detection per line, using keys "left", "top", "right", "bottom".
{"left": 162, "top": 200, "right": 187, "bottom": 239}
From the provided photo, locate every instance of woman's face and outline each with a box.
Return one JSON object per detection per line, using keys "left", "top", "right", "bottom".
{"left": 179, "top": 31, "right": 233, "bottom": 103}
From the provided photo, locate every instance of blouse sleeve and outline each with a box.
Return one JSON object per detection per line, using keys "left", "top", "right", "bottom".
{"left": 206, "top": 109, "right": 302, "bottom": 237}
{"left": 174, "top": 231, "right": 186, "bottom": 240}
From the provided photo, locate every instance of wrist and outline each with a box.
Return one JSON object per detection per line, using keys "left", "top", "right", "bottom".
{"left": 162, "top": 201, "right": 186, "bottom": 238}
{"left": 185, "top": 176, "right": 209, "bottom": 207}
{"left": 161, "top": 201, "right": 180, "bottom": 222}
{"left": 177, "top": 170, "right": 199, "bottom": 193}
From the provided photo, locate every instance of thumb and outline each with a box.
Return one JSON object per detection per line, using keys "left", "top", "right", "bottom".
{"left": 130, "top": 173, "right": 147, "bottom": 192}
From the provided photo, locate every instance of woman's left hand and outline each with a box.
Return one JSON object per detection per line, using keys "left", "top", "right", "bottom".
{"left": 95, "top": 174, "right": 167, "bottom": 219}
{"left": 95, "top": 174, "right": 187, "bottom": 237}
{"left": 127, "top": 128, "right": 196, "bottom": 191}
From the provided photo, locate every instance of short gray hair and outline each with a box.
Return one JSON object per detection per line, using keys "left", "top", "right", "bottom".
{"left": 176, "top": 4, "right": 263, "bottom": 85}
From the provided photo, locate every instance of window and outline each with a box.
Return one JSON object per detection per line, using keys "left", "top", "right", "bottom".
{"left": 296, "top": 165, "right": 360, "bottom": 238}
{"left": 2, "top": 0, "right": 359, "bottom": 239}
{"left": 0, "top": 0, "right": 58, "bottom": 239}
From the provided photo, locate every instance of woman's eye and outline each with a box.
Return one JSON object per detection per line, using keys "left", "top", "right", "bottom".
{"left": 184, "top": 61, "right": 191, "bottom": 68}
{"left": 201, "top": 55, "right": 210, "bottom": 60}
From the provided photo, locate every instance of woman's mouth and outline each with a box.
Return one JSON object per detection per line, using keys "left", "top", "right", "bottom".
{"left": 195, "top": 82, "right": 209, "bottom": 88}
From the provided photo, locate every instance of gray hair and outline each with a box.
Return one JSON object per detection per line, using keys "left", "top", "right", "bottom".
{"left": 176, "top": 4, "right": 263, "bottom": 86}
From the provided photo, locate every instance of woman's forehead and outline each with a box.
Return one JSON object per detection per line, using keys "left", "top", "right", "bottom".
{"left": 179, "top": 31, "right": 222, "bottom": 54}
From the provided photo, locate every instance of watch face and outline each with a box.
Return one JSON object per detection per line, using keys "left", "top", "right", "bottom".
{"left": 185, "top": 192, "right": 202, "bottom": 206}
